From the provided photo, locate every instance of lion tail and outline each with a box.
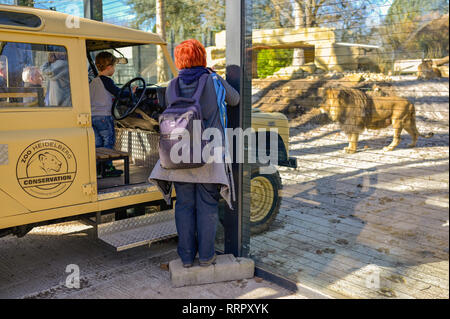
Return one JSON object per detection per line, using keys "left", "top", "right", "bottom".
{"left": 410, "top": 110, "right": 434, "bottom": 138}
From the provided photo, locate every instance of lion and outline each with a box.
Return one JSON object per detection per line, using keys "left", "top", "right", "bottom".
{"left": 320, "top": 87, "right": 433, "bottom": 154}
{"left": 417, "top": 59, "right": 442, "bottom": 80}
{"left": 27, "top": 152, "right": 62, "bottom": 176}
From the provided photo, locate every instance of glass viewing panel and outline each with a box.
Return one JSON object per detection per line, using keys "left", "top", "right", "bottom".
{"left": 242, "top": 0, "right": 449, "bottom": 299}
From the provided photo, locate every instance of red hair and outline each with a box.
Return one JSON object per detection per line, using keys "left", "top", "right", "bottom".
{"left": 174, "top": 39, "right": 207, "bottom": 70}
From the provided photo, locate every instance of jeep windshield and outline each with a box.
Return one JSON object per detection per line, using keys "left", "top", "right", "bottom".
{"left": 88, "top": 44, "right": 175, "bottom": 87}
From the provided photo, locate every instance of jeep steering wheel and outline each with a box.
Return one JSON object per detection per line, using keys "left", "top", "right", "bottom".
{"left": 112, "top": 77, "right": 146, "bottom": 120}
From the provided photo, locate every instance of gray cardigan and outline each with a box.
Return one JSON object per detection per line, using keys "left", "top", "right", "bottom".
{"left": 41, "top": 60, "right": 72, "bottom": 106}
{"left": 149, "top": 74, "right": 240, "bottom": 208}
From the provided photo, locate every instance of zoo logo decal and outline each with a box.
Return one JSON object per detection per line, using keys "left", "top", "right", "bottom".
{"left": 16, "top": 140, "right": 77, "bottom": 199}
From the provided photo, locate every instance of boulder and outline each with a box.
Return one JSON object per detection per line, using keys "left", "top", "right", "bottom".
{"left": 299, "top": 62, "right": 317, "bottom": 74}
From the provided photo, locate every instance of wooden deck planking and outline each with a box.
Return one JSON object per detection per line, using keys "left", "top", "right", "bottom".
{"left": 280, "top": 166, "right": 448, "bottom": 221}
{"left": 294, "top": 143, "right": 448, "bottom": 181}
{"left": 259, "top": 223, "right": 448, "bottom": 296}
{"left": 280, "top": 192, "right": 449, "bottom": 249}
{"left": 251, "top": 244, "right": 416, "bottom": 299}
{"left": 276, "top": 205, "right": 449, "bottom": 274}
{"left": 251, "top": 219, "right": 447, "bottom": 298}
{"left": 280, "top": 177, "right": 449, "bottom": 234}
{"left": 250, "top": 169, "right": 448, "bottom": 299}
{"left": 261, "top": 215, "right": 448, "bottom": 290}
{"left": 252, "top": 243, "right": 438, "bottom": 299}
{"left": 291, "top": 158, "right": 449, "bottom": 209}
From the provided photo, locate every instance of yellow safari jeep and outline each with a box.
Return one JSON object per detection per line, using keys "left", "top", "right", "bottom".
{"left": 0, "top": 5, "right": 296, "bottom": 249}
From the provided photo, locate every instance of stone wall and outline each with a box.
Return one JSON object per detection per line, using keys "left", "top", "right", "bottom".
{"left": 206, "top": 28, "right": 380, "bottom": 78}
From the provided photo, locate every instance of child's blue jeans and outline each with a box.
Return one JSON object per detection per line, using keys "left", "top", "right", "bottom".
{"left": 173, "top": 182, "right": 220, "bottom": 264}
{"left": 92, "top": 115, "right": 115, "bottom": 149}
{"left": 92, "top": 115, "right": 115, "bottom": 167}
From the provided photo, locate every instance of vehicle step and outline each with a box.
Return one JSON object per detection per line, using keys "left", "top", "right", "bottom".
{"left": 97, "top": 209, "right": 177, "bottom": 251}
{"left": 97, "top": 183, "right": 156, "bottom": 201}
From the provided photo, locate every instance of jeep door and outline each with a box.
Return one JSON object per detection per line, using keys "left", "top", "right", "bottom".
{"left": 0, "top": 33, "right": 94, "bottom": 220}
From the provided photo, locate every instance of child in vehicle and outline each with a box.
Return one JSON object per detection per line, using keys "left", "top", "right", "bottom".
{"left": 89, "top": 51, "right": 133, "bottom": 178}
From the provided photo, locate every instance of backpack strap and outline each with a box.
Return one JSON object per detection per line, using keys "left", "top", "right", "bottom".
{"left": 211, "top": 73, "right": 227, "bottom": 131}
{"left": 165, "top": 74, "right": 209, "bottom": 124}
{"left": 191, "top": 74, "right": 209, "bottom": 102}
{"left": 211, "top": 73, "right": 230, "bottom": 162}
{"left": 167, "top": 73, "right": 209, "bottom": 107}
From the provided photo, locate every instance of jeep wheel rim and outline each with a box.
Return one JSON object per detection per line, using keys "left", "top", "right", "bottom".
{"left": 250, "top": 176, "right": 274, "bottom": 223}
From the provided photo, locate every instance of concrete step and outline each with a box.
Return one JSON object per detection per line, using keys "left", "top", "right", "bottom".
{"left": 169, "top": 254, "right": 255, "bottom": 288}
{"left": 97, "top": 209, "right": 177, "bottom": 251}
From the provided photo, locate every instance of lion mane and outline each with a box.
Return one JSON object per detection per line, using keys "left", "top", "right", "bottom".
{"left": 322, "top": 87, "right": 372, "bottom": 135}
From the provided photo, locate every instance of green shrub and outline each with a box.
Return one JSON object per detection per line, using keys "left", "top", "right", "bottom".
{"left": 257, "top": 49, "right": 293, "bottom": 78}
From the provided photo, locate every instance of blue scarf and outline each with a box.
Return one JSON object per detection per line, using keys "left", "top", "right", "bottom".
{"left": 178, "top": 66, "right": 209, "bottom": 85}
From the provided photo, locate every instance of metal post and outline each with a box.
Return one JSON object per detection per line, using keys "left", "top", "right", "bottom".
{"left": 224, "top": 0, "right": 252, "bottom": 257}
{"left": 225, "top": 0, "right": 241, "bottom": 67}
{"left": 239, "top": 0, "right": 252, "bottom": 258}
{"left": 83, "top": 0, "right": 103, "bottom": 21}
{"left": 223, "top": 0, "right": 241, "bottom": 257}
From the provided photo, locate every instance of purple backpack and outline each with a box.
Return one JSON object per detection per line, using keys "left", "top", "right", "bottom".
{"left": 159, "top": 74, "right": 209, "bottom": 169}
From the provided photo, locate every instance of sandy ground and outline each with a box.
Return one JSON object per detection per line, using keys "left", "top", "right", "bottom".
{"left": 0, "top": 221, "right": 317, "bottom": 299}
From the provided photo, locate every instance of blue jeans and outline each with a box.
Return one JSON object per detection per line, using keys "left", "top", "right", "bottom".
{"left": 92, "top": 115, "right": 115, "bottom": 149}
{"left": 173, "top": 182, "right": 220, "bottom": 264}
{"left": 92, "top": 116, "right": 115, "bottom": 167}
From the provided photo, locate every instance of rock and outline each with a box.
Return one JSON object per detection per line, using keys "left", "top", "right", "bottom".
{"left": 272, "top": 66, "right": 305, "bottom": 79}
{"left": 344, "top": 73, "right": 364, "bottom": 83}
{"left": 299, "top": 62, "right": 317, "bottom": 74}
{"left": 324, "top": 71, "right": 342, "bottom": 79}
{"left": 288, "top": 105, "right": 298, "bottom": 113}
{"left": 315, "top": 68, "right": 326, "bottom": 74}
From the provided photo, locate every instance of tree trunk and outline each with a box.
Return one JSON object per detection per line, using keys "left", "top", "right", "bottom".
{"left": 305, "top": 0, "right": 313, "bottom": 27}
{"left": 156, "top": 0, "right": 168, "bottom": 82}
{"left": 294, "top": 1, "right": 305, "bottom": 28}
{"left": 15, "top": 0, "right": 34, "bottom": 6}
{"left": 293, "top": 1, "right": 305, "bottom": 67}
{"left": 83, "top": 0, "right": 103, "bottom": 21}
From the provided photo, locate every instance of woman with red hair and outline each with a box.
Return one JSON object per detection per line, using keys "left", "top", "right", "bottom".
{"left": 150, "top": 39, "right": 240, "bottom": 268}
{"left": 174, "top": 39, "right": 207, "bottom": 70}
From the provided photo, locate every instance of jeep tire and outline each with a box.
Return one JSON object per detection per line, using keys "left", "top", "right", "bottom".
{"left": 249, "top": 166, "right": 282, "bottom": 235}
